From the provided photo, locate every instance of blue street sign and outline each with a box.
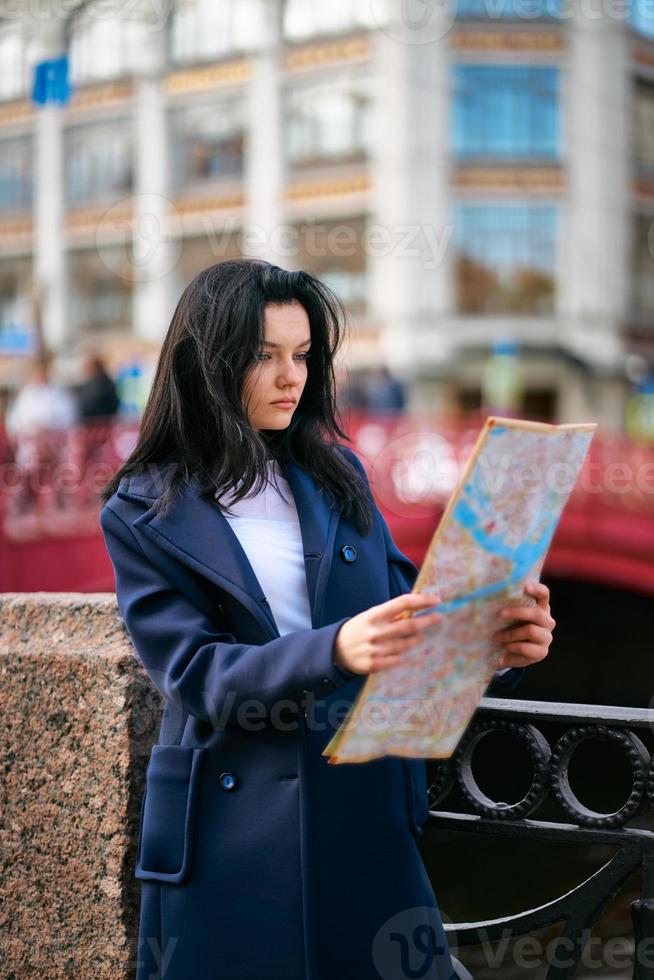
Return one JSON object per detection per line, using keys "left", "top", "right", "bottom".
{"left": 0, "top": 325, "right": 36, "bottom": 355}
{"left": 31, "top": 55, "right": 70, "bottom": 106}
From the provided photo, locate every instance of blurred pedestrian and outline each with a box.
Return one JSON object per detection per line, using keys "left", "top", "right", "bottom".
{"left": 4, "top": 351, "right": 78, "bottom": 514}
{"left": 365, "top": 365, "right": 407, "bottom": 414}
{"left": 77, "top": 353, "right": 120, "bottom": 422}
{"left": 72, "top": 353, "right": 122, "bottom": 505}
{"left": 5, "top": 351, "right": 78, "bottom": 439}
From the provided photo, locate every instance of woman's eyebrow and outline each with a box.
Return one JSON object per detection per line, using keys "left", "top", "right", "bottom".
{"left": 263, "top": 339, "right": 312, "bottom": 349}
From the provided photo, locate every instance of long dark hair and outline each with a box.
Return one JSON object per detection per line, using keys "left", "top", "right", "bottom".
{"left": 100, "top": 259, "right": 372, "bottom": 534}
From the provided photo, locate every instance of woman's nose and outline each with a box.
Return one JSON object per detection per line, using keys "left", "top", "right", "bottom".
{"left": 277, "top": 359, "right": 303, "bottom": 385}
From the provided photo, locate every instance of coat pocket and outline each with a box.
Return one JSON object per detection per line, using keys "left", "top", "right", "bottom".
{"left": 135, "top": 744, "right": 205, "bottom": 884}
{"left": 403, "top": 759, "right": 430, "bottom": 836}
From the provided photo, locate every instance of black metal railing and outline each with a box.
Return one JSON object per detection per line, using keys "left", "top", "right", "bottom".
{"left": 427, "top": 698, "right": 654, "bottom": 980}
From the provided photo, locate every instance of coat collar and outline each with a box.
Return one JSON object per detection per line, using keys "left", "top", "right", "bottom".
{"left": 116, "top": 458, "right": 340, "bottom": 639}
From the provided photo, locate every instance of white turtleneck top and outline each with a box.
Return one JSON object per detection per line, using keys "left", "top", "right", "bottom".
{"left": 214, "top": 459, "right": 313, "bottom": 637}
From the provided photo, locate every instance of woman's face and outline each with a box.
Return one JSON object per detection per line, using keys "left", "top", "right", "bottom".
{"left": 242, "top": 301, "right": 311, "bottom": 431}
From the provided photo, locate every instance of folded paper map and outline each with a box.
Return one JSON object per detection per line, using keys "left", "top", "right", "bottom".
{"left": 324, "top": 416, "right": 597, "bottom": 764}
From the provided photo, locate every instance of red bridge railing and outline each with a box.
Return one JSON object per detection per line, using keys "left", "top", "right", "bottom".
{"left": 1, "top": 413, "right": 653, "bottom": 595}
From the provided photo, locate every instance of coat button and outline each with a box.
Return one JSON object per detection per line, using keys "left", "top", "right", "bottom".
{"left": 219, "top": 771, "right": 237, "bottom": 792}
{"left": 341, "top": 544, "right": 357, "bottom": 563}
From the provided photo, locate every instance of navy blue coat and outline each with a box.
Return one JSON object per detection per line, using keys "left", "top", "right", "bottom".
{"left": 100, "top": 445, "right": 521, "bottom": 980}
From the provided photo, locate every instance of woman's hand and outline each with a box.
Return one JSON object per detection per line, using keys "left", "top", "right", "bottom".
{"left": 493, "top": 581, "right": 555, "bottom": 669}
{"left": 334, "top": 593, "right": 443, "bottom": 675}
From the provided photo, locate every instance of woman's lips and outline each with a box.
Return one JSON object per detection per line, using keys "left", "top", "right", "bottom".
{"left": 271, "top": 400, "right": 295, "bottom": 408}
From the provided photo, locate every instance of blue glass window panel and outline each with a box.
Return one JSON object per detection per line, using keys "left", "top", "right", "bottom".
{"left": 65, "top": 125, "right": 131, "bottom": 205}
{"left": 0, "top": 139, "right": 33, "bottom": 212}
{"left": 453, "top": 204, "right": 557, "bottom": 278}
{"left": 452, "top": 65, "right": 559, "bottom": 159}
{"left": 456, "top": 0, "right": 564, "bottom": 18}
{"left": 630, "top": 0, "right": 654, "bottom": 38}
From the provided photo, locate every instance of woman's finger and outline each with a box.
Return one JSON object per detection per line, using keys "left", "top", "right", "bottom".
{"left": 493, "top": 623, "right": 552, "bottom": 647}
{"left": 373, "top": 591, "right": 441, "bottom": 624}
{"left": 376, "top": 611, "right": 442, "bottom": 644}
{"left": 499, "top": 605, "right": 554, "bottom": 630}
{"left": 524, "top": 580, "right": 551, "bottom": 610}
{"left": 500, "top": 641, "right": 549, "bottom": 663}
{"left": 371, "top": 633, "right": 428, "bottom": 660}
{"left": 368, "top": 654, "right": 404, "bottom": 673}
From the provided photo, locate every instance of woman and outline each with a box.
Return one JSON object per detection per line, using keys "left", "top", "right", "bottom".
{"left": 99, "top": 259, "right": 555, "bottom": 980}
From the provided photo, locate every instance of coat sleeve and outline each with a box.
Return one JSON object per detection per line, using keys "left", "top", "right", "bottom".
{"left": 338, "top": 445, "right": 524, "bottom": 693}
{"left": 100, "top": 503, "right": 354, "bottom": 728}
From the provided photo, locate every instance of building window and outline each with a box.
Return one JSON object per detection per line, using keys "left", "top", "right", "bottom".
{"left": 284, "top": 0, "right": 377, "bottom": 40}
{"left": 633, "top": 79, "right": 654, "bottom": 176}
{"left": 285, "top": 73, "right": 373, "bottom": 169}
{"left": 66, "top": 123, "right": 132, "bottom": 206}
{"left": 457, "top": 386, "right": 556, "bottom": 422}
{"left": 629, "top": 0, "right": 654, "bottom": 39}
{"left": 174, "top": 230, "right": 243, "bottom": 294}
{"left": 293, "top": 217, "right": 368, "bottom": 313}
{"left": 319, "top": 266, "right": 368, "bottom": 309}
{"left": 170, "top": 100, "right": 245, "bottom": 187}
{"left": 0, "top": 137, "right": 32, "bottom": 212}
{"left": 452, "top": 65, "right": 559, "bottom": 160}
{"left": 456, "top": 0, "right": 563, "bottom": 17}
{"left": 522, "top": 388, "right": 556, "bottom": 421}
{"left": 70, "top": 248, "right": 132, "bottom": 335}
{"left": 632, "top": 214, "right": 654, "bottom": 316}
{"left": 454, "top": 204, "right": 557, "bottom": 314}
{"left": 0, "top": 256, "right": 34, "bottom": 355}
{"left": 69, "top": 13, "right": 145, "bottom": 85}
{"left": 0, "top": 26, "right": 31, "bottom": 102}
{"left": 171, "top": 0, "right": 255, "bottom": 63}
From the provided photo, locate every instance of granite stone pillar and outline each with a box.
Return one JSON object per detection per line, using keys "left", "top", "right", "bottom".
{"left": 0, "top": 593, "right": 161, "bottom": 979}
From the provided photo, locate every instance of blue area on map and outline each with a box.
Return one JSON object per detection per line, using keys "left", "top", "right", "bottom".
{"left": 489, "top": 426, "right": 507, "bottom": 436}
{"left": 413, "top": 461, "right": 560, "bottom": 616}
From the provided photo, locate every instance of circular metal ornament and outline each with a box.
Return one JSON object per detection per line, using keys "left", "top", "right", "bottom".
{"left": 550, "top": 724, "right": 649, "bottom": 829}
{"left": 454, "top": 718, "right": 551, "bottom": 820}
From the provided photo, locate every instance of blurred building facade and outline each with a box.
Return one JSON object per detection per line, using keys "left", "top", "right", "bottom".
{"left": 0, "top": 0, "right": 653, "bottom": 426}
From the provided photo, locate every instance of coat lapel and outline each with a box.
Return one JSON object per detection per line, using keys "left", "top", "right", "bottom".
{"left": 116, "top": 458, "right": 339, "bottom": 638}
{"left": 280, "top": 458, "right": 340, "bottom": 629}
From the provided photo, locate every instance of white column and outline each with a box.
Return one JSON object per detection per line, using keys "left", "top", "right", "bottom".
{"left": 367, "top": 4, "right": 453, "bottom": 379}
{"left": 32, "top": 17, "right": 68, "bottom": 353}
{"left": 243, "top": 0, "right": 284, "bottom": 263}
{"left": 559, "top": 3, "right": 629, "bottom": 368}
{"left": 132, "top": 8, "right": 177, "bottom": 343}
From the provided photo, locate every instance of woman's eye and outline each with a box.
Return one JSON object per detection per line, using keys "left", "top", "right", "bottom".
{"left": 253, "top": 351, "right": 310, "bottom": 362}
